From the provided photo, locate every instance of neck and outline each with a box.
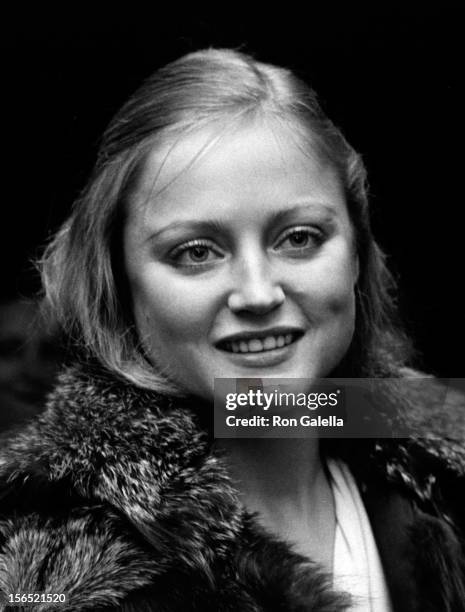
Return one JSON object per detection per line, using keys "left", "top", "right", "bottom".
{"left": 216, "top": 437, "right": 323, "bottom": 508}
{"left": 215, "top": 437, "right": 335, "bottom": 569}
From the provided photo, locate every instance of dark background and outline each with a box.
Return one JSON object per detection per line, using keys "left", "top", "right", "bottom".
{"left": 1, "top": 5, "right": 462, "bottom": 377}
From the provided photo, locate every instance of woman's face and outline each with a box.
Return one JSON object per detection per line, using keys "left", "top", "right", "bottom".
{"left": 124, "top": 122, "right": 358, "bottom": 399}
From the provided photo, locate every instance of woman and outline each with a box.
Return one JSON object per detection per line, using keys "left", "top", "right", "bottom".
{"left": 0, "top": 49, "right": 464, "bottom": 611}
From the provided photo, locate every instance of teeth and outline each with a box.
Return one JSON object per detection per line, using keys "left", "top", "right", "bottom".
{"left": 263, "top": 336, "right": 277, "bottom": 350}
{"left": 226, "top": 333, "right": 296, "bottom": 354}
{"left": 248, "top": 339, "right": 264, "bottom": 352}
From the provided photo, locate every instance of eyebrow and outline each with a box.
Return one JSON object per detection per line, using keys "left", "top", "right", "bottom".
{"left": 146, "top": 219, "right": 228, "bottom": 242}
{"left": 270, "top": 203, "right": 337, "bottom": 227}
{"left": 146, "top": 202, "right": 338, "bottom": 242}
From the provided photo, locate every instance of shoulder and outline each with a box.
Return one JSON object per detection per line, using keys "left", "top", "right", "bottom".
{"left": 0, "top": 363, "right": 206, "bottom": 609}
{"left": 0, "top": 363, "right": 244, "bottom": 610}
{"left": 0, "top": 362, "right": 205, "bottom": 494}
{"left": 0, "top": 361, "right": 207, "bottom": 523}
{"left": 328, "top": 372, "right": 465, "bottom": 528}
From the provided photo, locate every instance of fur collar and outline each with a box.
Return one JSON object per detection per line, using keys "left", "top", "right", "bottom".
{"left": 1, "top": 363, "right": 465, "bottom": 611}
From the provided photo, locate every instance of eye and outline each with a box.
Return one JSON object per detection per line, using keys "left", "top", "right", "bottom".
{"left": 169, "top": 239, "right": 224, "bottom": 268}
{"left": 274, "top": 226, "right": 324, "bottom": 254}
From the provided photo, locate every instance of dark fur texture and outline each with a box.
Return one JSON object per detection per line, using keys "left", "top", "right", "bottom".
{"left": 0, "top": 364, "right": 464, "bottom": 611}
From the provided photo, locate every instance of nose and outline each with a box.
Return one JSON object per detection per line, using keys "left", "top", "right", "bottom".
{"left": 227, "top": 252, "right": 285, "bottom": 315}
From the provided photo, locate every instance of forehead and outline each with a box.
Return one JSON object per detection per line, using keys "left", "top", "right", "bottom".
{"left": 129, "top": 120, "right": 347, "bottom": 227}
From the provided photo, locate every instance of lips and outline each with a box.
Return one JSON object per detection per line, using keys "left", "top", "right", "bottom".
{"left": 216, "top": 328, "right": 304, "bottom": 354}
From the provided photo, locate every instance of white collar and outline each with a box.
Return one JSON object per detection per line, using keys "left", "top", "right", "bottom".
{"left": 327, "top": 458, "right": 393, "bottom": 612}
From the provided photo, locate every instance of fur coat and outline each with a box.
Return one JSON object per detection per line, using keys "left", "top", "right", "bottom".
{"left": 0, "top": 363, "right": 464, "bottom": 611}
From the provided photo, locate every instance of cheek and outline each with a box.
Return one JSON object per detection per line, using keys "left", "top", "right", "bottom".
{"left": 326, "top": 272, "right": 356, "bottom": 316}
{"left": 130, "top": 268, "right": 220, "bottom": 343}
{"left": 295, "top": 249, "right": 357, "bottom": 320}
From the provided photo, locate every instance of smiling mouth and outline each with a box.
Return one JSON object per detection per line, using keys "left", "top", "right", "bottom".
{"left": 217, "top": 331, "right": 303, "bottom": 354}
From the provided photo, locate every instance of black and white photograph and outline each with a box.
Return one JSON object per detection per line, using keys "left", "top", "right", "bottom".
{"left": 0, "top": 7, "right": 464, "bottom": 610}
